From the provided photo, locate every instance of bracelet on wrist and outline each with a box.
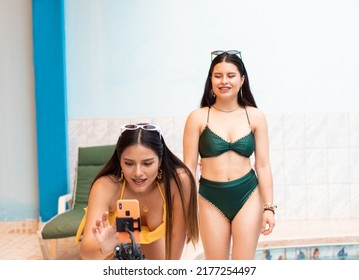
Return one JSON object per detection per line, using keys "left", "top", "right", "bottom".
{"left": 263, "top": 203, "right": 277, "bottom": 214}
{"left": 264, "top": 208, "right": 275, "bottom": 214}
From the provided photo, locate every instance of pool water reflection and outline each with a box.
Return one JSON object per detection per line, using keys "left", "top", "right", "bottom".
{"left": 256, "top": 243, "right": 359, "bottom": 260}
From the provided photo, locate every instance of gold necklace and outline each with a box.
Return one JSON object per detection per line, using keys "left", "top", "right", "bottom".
{"left": 212, "top": 105, "right": 240, "bottom": 112}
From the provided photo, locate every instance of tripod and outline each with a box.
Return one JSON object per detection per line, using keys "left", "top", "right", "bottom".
{"left": 114, "top": 221, "right": 145, "bottom": 260}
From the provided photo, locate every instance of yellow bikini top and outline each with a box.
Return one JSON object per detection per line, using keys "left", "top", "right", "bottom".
{"left": 75, "top": 180, "right": 166, "bottom": 245}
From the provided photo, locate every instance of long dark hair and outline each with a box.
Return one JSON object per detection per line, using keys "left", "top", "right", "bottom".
{"left": 91, "top": 125, "right": 199, "bottom": 259}
{"left": 200, "top": 52, "right": 257, "bottom": 108}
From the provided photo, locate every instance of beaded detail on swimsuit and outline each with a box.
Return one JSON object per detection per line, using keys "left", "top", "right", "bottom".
{"left": 199, "top": 169, "right": 259, "bottom": 221}
{"left": 198, "top": 107, "right": 255, "bottom": 158}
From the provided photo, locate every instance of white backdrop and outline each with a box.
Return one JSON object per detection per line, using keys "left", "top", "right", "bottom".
{"left": 65, "top": 0, "right": 359, "bottom": 118}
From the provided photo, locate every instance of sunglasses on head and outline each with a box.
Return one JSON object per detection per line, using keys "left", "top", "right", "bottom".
{"left": 211, "top": 50, "right": 242, "bottom": 61}
{"left": 120, "top": 123, "right": 161, "bottom": 137}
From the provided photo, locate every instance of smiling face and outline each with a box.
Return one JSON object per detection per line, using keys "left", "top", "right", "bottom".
{"left": 211, "top": 61, "right": 244, "bottom": 100}
{"left": 120, "top": 144, "right": 161, "bottom": 194}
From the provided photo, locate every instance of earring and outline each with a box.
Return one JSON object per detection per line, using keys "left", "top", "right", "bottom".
{"left": 119, "top": 170, "right": 124, "bottom": 181}
{"left": 211, "top": 89, "right": 216, "bottom": 98}
{"left": 157, "top": 169, "right": 163, "bottom": 181}
{"left": 240, "top": 87, "right": 243, "bottom": 99}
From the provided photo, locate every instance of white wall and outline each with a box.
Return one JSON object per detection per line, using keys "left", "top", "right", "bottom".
{"left": 65, "top": 0, "right": 359, "bottom": 119}
{"left": 64, "top": 0, "right": 359, "bottom": 223}
{"left": 0, "top": 0, "right": 38, "bottom": 221}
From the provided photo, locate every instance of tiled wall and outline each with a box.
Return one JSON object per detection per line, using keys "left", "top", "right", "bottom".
{"left": 68, "top": 111, "right": 359, "bottom": 222}
{"left": 0, "top": 221, "right": 38, "bottom": 234}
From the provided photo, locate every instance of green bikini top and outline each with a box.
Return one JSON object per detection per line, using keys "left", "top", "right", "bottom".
{"left": 199, "top": 106, "right": 255, "bottom": 158}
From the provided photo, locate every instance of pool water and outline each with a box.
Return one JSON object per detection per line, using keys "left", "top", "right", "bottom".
{"left": 255, "top": 243, "right": 359, "bottom": 260}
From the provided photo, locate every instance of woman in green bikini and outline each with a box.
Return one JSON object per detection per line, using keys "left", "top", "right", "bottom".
{"left": 183, "top": 50, "right": 276, "bottom": 260}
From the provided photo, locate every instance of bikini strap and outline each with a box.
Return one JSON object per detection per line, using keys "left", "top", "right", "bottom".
{"left": 119, "top": 180, "right": 126, "bottom": 199}
{"left": 206, "top": 107, "right": 211, "bottom": 124}
{"left": 244, "top": 106, "right": 251, "bottom": 128}
{"left": 157, "top": 182, "right": 165, "bottom": 202}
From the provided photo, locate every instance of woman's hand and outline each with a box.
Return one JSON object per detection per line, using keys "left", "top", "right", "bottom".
{"left": 261, "top": 211, "right": 275, "bottom": 235}
{"left": 92, "top": 211, "right": 118, "bottom": 257}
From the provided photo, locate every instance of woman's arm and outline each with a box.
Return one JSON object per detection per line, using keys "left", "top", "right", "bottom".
{"left": 183, "top": 110, "right": 202, "bottom": 179}
{"left": 79, "top": 177, "right": 120, "bottom": 259}
{"left": 251, "top": 108, "right": 275, "bottom": 235}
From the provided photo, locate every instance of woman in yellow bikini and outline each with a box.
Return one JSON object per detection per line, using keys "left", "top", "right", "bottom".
{"left": 77, "top": 123, "right": 199, "bottom": 260}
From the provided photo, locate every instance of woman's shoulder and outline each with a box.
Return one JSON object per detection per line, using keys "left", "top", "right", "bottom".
{"left": 246, "top": 105, "right": 263, "bottom": 114}
{"left": 167, "top": 168, "right": 193, "bottom": 196}
{"left": 93, "top": 175, "right": 119, "bottom": 185}
{"left": 245, "top": 106, "right": 268, "bottom": 131}
{"left": 185, "top": 107, "right": 209, "bottom": 124}
{"left": 168, "top": 168, "right": 192, "bottom": 185}
{"left": 246, "top": 106, "right": 267, "bottom": 121}
{"left": 176, "top": 167, "right": 190, "bottom": 179}
{"left": 188, "top": 107, "right": 209, "bottom": 117}
{"left": 91, "top": 175, "right": 120, "bottom": 195}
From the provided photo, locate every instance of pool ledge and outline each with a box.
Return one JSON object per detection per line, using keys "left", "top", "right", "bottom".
{"left": 258, "top": 219, "right": 359, "bottom": 248}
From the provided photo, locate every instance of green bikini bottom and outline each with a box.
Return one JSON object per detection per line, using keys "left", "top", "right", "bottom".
{"left": 199, "top": 169, "right": 258, "bottom": 221}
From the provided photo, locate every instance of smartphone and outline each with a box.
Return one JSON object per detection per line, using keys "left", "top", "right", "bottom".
{"left": 116, "top": 199, "right": 141, "bottom": 243}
